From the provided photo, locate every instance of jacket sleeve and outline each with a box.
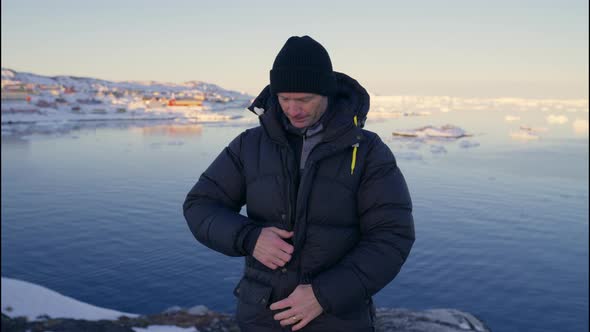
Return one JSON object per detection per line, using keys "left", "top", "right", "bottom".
{"left": 183, "top": 132, "right": 257, "bottom": 257}
{"left": 311, "top": 135, "right": 415, "bottom": 314}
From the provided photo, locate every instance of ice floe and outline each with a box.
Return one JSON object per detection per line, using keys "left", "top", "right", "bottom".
{"left": 509, "top": 125, "right": 548, "bottom": 140}
{"left": 459, "top": 140, "right": 480, "bottom": 148}
{"left": 546, "top": 114, "right": 569, "bottom": 125}
{"left": 395, "top": 151, "right": 424, "bottom": 160}
{"left": 390, "top": 125, "right": 480, "bottom": 159}
{"left": 510, "top": 130, "right": 539, "bottom": 140}
{"left": 392, "top": 125, "right": 471, "bottom": 139}
{"left": 430, "top": 145, "right": 447, "bottom": 154}
{"left": 520, "top": 125, "right": 548, "bottom": 132}
{"left": 368, "top": 110, "right": 432, "bottom": 120}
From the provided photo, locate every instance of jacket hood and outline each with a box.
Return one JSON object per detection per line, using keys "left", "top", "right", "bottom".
{"left": 248, "top": 72, "right": 370, "bottom": 132}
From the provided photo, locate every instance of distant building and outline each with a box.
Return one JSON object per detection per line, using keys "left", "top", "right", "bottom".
{"left": 38, "top": 84, "right": 62, "bottom": 94}
{"left": 3, "top": 83, "right": 30, "bottom": 92}
{"left": 168, "top": 98, "right": 203, "bottom": 107}
{"left": 1, "top": 91, "right": 32, "bottom": 102}
{"left": 206, "top": 93, "right": 231, "bottom": 103}
{"left": 145, "top": 97, "right": 167, "bottom": 108}
{"left": 1, "top": 83, "right": 35, "bottom": 103}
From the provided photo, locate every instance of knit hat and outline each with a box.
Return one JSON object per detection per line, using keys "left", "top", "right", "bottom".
{"left": 270, "top": 36, "right": 337, "bottom": 96}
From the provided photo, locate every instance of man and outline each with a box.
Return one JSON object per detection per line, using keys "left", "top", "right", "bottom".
{"left": 183, "top": 35, "right": 415, "bottom": 332}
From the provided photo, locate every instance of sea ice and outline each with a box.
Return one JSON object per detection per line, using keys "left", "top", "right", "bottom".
{"left": 546, "top": 114, "right": 569, "bottom": 125}
{"left": 459, "top": 140, "right": 480, "bottom": 148}
{"left": 430, "top": 145, "right": 447, "bottom": 154}
{"left": 510, "top": 130, "right": 539, "bottom": 140}
{"left": 392, "top": 125, "right": 471, "bottom": 139}
{"left": 395, "top": 151, "right": 423, "bottom": 160}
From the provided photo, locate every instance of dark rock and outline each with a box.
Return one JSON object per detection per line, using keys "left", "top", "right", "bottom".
{"left": 2, "top": 313, "right": 28, "bottom": 332}
{"left": 375, "top": 308, "right": 491, "bottom": 332}
{"left": 1, "top": 307, "right": 490, "bottom": 332}
{"left": 1, "top": 315, "right": 135, "bottom": 332}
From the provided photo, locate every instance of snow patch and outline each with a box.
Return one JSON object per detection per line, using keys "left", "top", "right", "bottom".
{"left": 187, "top": 305, "right": 209, "bottom": 316}
{"left": 1, "top": 277, "right": 138, "bottom": 321}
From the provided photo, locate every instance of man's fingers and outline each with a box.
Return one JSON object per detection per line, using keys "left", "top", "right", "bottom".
{"left": 271, "top": 227, "right": 294, "bottom": 239}
{"left": 273, "top": 308, "right": 295, "bottom": 321}
{"left": 279, "top": 317, "right": 297, "bottom": 326}
{"left": 270, "top": 256, "right": 287, "bottom": 267}
{"left": 270, "top": 298, "right": 291, "bottom": 311}
{"left": 292, "top": 317, "right": 311, "bottom": 331}
{"left": 269, "top": 231, "right": 294, "bottom": 254}
{"left": 264, "top": 261, "right": 278, "bottom": 270}
{"left": 277, "top": 241, "right": 294, "bottom": 255}
{"left": 274, "top": 249, "right": 292, "bottom": 263}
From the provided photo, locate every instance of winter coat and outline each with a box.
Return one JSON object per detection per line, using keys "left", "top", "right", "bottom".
{"left": 183, "top": 72, "right": 415, "bottom": 332}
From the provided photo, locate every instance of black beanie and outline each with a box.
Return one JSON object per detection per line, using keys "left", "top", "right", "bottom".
{"left": 270, "top": 36, "right": 337, "bottom": 96}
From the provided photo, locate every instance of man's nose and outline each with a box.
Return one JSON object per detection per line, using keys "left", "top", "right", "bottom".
{"left": 286, "top": 101, "right": 301, "bottom": 115}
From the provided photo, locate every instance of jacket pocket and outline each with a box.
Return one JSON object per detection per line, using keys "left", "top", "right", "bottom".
{"left": 234, "top": 277, "right": 275, "bottom": 328}
{"left": 233, "top": 277, "right": 272, "bottom": 306}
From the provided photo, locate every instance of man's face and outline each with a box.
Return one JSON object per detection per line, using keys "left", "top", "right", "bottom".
{"left": 278, "top": 92, "right": 328, "bottom": 129}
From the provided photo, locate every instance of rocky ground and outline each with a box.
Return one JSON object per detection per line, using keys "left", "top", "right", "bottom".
{"left": 2, "top": 307, "right": 491, "bottom": 332}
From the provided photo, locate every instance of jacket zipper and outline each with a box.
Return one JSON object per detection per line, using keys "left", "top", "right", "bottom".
{"left": 292, "top": 134, "right": 306, "bottom": 227}
{"left": 283, "top": 146, "right": 297, "bottom": 231}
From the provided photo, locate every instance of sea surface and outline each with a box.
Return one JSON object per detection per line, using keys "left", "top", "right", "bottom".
{"left": 2, "top": 107, "right": 588, "bottom": 332}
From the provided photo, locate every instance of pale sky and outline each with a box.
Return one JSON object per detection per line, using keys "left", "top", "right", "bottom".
{"left": 1, "top": 0, "right": 588, "bottom": 98}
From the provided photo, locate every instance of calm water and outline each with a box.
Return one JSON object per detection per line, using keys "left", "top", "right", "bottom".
{"left": 2, "top": 108, "right": 588, "bottom": 332}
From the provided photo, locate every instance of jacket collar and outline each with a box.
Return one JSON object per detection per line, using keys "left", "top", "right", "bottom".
{"left": 247, "top": 72, "right": 370, "bottom": 149}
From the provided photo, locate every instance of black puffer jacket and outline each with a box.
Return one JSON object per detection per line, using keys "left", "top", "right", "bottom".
{"left": 183, "top": 72, "right": 415, "bottom": 332}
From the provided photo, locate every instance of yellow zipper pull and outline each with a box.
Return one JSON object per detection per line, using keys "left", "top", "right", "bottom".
{"left": 351, "top": 143, "right": 359, "bottom": 175}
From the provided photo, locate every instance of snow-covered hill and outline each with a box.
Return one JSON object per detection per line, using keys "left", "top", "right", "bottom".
{"left": 2, "top": 68, "right": 587, "bottom": 138}
{"left": 1, "top": 68, "right": 248, "bottom": 100}
{"left": 1, "top": 68, "right": 255, "bottom": 135}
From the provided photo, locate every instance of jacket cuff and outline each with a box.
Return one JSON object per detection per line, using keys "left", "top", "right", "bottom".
{"left": 311, "top": 266, "right": 367, "bottom": 314}
{"left": 238, "top": 224, "right": 262, "bottom": 255}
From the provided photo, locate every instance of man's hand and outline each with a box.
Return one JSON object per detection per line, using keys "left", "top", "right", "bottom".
{"left": 270, "top": 284, "right": 323, "bottom": 331}
{"left": 252, "top": 227, "right": 294, "bottom": 270}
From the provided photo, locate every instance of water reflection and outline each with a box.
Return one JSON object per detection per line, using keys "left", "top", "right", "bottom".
{"left": 0, "top": 135, "right": 32, "bottom": 152}
{"left": 137, "top": 124, "right": 203, "bottom": 137}
{"left": 1, "top": 110, "right": 588, "bottom": 332}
